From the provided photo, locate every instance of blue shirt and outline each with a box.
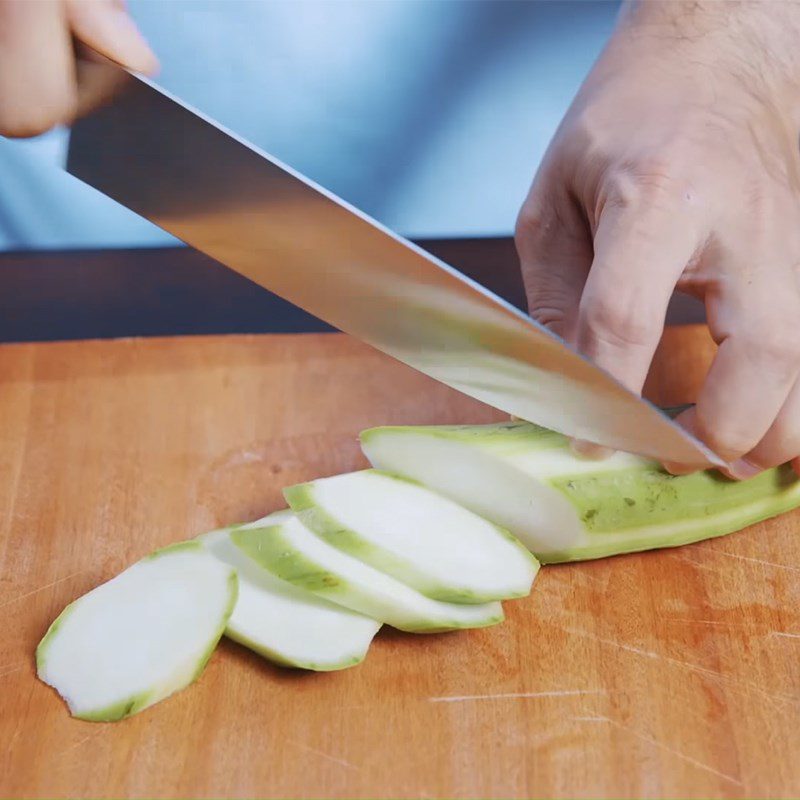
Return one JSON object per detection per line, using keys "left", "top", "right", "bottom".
{"left": 0, "top": 0, "right": 618, "bottom": 249}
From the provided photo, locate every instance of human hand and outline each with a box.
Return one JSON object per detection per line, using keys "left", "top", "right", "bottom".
{"left": 0, "top": 0, "right": 157, "bottom": 138}
{"left": 516, "top": 0, "right": 800, "bottom": 479}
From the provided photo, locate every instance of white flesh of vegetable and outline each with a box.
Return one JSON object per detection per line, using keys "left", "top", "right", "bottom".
{"left": 231, "top": 514, "right": 505, "bottom": 633}
{"left": 36, "top": 542, "right": 237, "bottom": 721}
{"left": 284, "top": 470, "right": 538, "bottom": 603}
{"left": 200, "top": 524, "right": 381, "bottom": 671}
{"left": 361, "top": 422, "right": 800, "bottom": 563}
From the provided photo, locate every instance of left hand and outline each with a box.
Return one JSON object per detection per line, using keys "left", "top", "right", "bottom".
{"left": 515, "top": 0, "right": 800, "bottom": 479}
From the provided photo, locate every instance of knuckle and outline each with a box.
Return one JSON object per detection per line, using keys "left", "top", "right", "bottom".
{"left": 602, "top": 170, "right": 640, "bottom": 210}
{"left": 528, "top": 284, "right": 574, "bottom": 331}
{"left": 515, "top": 201, "right": 550, "bottom": 244}
{"left": 750, "top": 435, "right": 800, "bottom": 469}
{"left": 742, "top": 327, "right": 800, "bottom": 368}
{"left": 604, "top": 158, "right": 689, "bottom": 211}
{"left": 764, "top": 335, "right": 800, "bottom": 365}
{"left": 515, "top": 207, "right": 539, "bottom": 244}
{"left": 769, "top": 420, "right": 800, "bottom": 451}
{"left": 628, "top": 154, "right": 679, "bottom": 186}
{"left": 694, "top": 417, "right": 756, "bottom": 461}
{"left": 748, "top": 454, "right": 783, "bottom": 470}
{"left": 515, "top": 197, "right": 571, "bottom": 259}
{"left": 567, "top": 108, "right": 606, "bottom": 159}
{"left": 529, "top": 304, "right": 569, "bottom": 333}
{"left": 581, "top": 293, "right": 660, "bottom": 349}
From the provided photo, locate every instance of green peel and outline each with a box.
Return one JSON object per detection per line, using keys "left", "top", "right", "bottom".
{"left": 232, "top": 517, "right": 505, "bottom": 633}
{"left": 285, "top": 470, "right": 537, "bottom": 603}
{"left": 200, "top": 522, "right": 380, "bottom": 671}
{"left": 361, "top": 422, "right": 800, "bottom": 563}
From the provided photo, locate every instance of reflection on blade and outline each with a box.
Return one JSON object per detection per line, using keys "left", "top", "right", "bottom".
{"left": 66, "top": 66, "right": 721, "bottom": 466}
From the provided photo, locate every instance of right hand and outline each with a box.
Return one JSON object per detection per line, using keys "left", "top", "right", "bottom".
{"left": 0, "top": 0, "right": 157, "bottom": 138}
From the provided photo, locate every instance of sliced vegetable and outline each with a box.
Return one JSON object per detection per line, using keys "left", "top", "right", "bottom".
{"left": 36, "top": 542, "right": 237, "bottom": 722}
{"left": 200, "top": 524, "right": 381, "bottom": 671}
{"left": 231, "top": 515, "right": 504, "bottom": 633}
{"left": 361, "top": 422, "right": 800, "bottom": 563}
{"left": 284, "top": 470, "right": 537, "bottom": 603}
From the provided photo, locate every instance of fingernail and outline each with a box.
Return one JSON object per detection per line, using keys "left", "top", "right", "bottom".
{"left": 663, "top": 461, "right": 695, "bottom": 476}
{"left": 726, "top": 459, "right": 763, "bottom": 481}
{"left": 570, "top": 439, "right": 614, "bottom": 460}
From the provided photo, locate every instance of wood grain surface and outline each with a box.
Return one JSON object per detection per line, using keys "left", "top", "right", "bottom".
{"left": 2, "top": 326, "right": 799, "bottom": 800}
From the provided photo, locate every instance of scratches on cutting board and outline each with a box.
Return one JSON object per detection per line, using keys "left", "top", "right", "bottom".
{"left": 561, "top": 625, "right": 800, "bottom": 707}
{"left": 669, "top": 617, "right": 753, "bottom": 627}
{"left": 0, "top": 664, "right": 24, "bottom": 680}
{"left": 668, "top": 551, "right": 722, "bottom": 574}
{"left": 289, "top": 741, "right": 361, "bottom": 772}
{"left": 561, "top": 626, "right": 662, "bottom": 661}
{"left": 428, "top": 689, "right": 608, "bottom": 703}
{"left": 0, "top": 569, "right": 88, "bottom": 611}
{"left": 692, "top": 546, "right": 800, "bottom": 573}
{"left": 769, "top": 631, "right": 800, "bottom": 641}
{"left": 53, "top": 730, "right": 105, "bottom": 762}
{"left": 572, "top": 715, "right": 743, "bottom": 786}
{"left": 662, "top": 617, "right": 747, "bottom": 627}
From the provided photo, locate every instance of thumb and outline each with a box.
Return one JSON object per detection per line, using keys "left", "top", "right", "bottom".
{"left": 67, "top": 0, "right": 158, "bottom": 75}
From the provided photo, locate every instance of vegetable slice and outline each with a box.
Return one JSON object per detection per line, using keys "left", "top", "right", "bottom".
{"left": 36, "top": 542, "right": 237, "bottom": 721}
{"left": 284, "top": 470, "right": 537, "bottom": 603}
{"left": 231, "top": 515, "right": 505, "bottom": 633}
{"left": 361, "top": 422, "right": 800, "bottom": 563}
{"left": 200, "top": 524, "right": 381, "bottom": 671}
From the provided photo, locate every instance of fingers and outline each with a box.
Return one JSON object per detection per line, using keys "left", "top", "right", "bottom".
{"left": 570, "top": 439, "right": 614, "bottom": 460}
{"left": 516, "top": 176, "right": 593, "bottom": 344}
{"left": 0, "top": 0, "right": 76, "bottom": 137}
{"left": 576, "top": 191, "right": 702, "bottom": 395}
{"left": 690, "top": 277, "right": 800, "bottom": 471}
{"left": 71, "top": 0, "right": 159, "bottom": 124}
{"left": 517, "top": 174, "right": 608, "bottom": 459}
{"left": 746, "top": 379, "right": 800, "bottom": 470}
{"left": 0, "top": 0, "right": 156, "bottom": 139}
{"left": 662, "top": 406, "right": 710, "bottom": 476}
{"left": 518, "top": 171, "right": 703, "bottom": 461}
{"left": 67, "top": 0, "right": 158, "bottom": 74}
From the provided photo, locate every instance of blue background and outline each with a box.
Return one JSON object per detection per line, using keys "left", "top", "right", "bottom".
{"left": 0, "top": 0, "right": 619, "bottom": 250}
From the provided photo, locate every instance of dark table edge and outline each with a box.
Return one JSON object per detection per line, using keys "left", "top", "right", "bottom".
{"left": 0, "top": 237, "right": 705, "bottom": 343}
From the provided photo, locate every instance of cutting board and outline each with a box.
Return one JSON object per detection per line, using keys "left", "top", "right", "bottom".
{"left": 2, "top": 327, "right": 799, "bottom": 799}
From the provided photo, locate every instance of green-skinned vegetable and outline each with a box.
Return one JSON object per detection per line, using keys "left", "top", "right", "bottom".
{"left": 360, "top": 422, "right": 800, "bottom": 563}
{"left": 200, "top": 523, "right": 381, "bottom": 671}
{"left": 284, "top": 470, "right": 537, "bottom": 604}
{"left": 36, "top": 542, "right": 237, "bottom": 721}
{"left": 231, "top": 514, "right": 505, "bottom": 633}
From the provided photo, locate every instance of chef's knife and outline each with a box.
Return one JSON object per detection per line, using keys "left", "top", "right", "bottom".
{"left": 66, "top": 66, "right": 721, "bottom": 466}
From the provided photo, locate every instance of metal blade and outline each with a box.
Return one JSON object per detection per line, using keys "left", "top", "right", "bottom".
{"left": 66, "top": 66, "right": 721, "bottom": 466}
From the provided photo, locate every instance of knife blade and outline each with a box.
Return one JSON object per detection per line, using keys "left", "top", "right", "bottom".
{"left": 66, "top": 65, "right": 721, "bottom": 466}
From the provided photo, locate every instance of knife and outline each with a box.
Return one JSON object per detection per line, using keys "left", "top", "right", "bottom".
{"left": 65, "top": 65, "right": 721, "bottom": 467}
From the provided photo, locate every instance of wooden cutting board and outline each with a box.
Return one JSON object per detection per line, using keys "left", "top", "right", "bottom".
{"left": 2, "top": 327, "right": 799, "bottom": 800}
